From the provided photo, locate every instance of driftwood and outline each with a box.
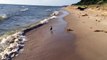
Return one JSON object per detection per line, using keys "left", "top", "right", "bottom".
{"left": 67, "top": 29, "right": 74, "bottom": 31}
{"left": 82, "top": 14, "right": 88, "bottom": 16}
{"left": 77, "top": 6, "right": 87, "bottom": 11}
{"left": 94, "top": 30, "right": 107, "bottom": 33}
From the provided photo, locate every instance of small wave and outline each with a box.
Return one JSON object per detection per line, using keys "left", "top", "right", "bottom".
{"left": 0, "top": 14, "right": 8, "bottom": 21}
{"left": 45, "top": 9, "right": 52, "bottom": 12}
{"left": 23, "top": 11, "right": 59, "bottom": 34}
{"left": 0, "top": 31, "right": 27, "bottom": 60}
{"left": 20, "top": 8, "right": 29, "bottom": 12}
{"left": 50, "top": 11, "right": 59, "bottom": 16}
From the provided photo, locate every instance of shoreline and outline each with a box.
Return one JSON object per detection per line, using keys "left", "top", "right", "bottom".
{"left": 1, "top": 5, "right": 107, "bottom": 60}
{"left": 0, "top": 11, "right": 59, "bottom": 60}
{"left": 3, "top": 5, "right": 107, "bottom": 60}
{"left": 13, "top": 9, "right": 78, "bottom": 60}
{"left": 0, "top": 10, "right": 59, "bottom": 38}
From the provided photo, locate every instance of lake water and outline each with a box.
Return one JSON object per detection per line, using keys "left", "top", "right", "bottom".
{"left": 0, "top": 4, "right": 61, "bottom": 36}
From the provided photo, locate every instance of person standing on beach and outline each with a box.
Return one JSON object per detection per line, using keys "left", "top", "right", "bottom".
{"left": 50, "top": 26, "right": 53, "bottom": 34}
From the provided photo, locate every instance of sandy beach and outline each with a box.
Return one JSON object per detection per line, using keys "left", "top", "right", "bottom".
{"left": 65, "top": 6, "right": 107, "bottom": 60}
{"left": 14, "top": 5, "right": 107, "bottom": 60}
{"left": 14, "top": 10, "right": 81, "bottom": 60}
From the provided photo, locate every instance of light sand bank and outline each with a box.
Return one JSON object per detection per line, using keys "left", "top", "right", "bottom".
{"left": 64, "top": 6, "right": 107, "bottom": 60}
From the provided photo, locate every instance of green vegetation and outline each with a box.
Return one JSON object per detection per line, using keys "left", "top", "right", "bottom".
{"left": 74, "top": 0, "right": 107, "bottom": 10}
{"left": 76, "top": 0, "right": 107, "bottom": 5}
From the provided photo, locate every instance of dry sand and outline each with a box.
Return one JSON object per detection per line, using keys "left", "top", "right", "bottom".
{"left": 64, "top": 6, "right": 107, "bottom": 60}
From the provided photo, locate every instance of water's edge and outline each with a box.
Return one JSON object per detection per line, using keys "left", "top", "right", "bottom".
{"left": 0, "top": 11, "right": 59, "bottom": 60}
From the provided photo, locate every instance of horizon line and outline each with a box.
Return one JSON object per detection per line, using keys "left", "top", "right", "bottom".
{"left": 0, "top": 3, "right": 70, "bottom": 6}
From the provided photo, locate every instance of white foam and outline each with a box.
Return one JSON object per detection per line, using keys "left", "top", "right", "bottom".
{"left": 0, "top": 31, "right": 26, "bottom": 60}
{"left": 20, "top": 8, "right": 29, "bottom": 12}
{"left": 51, "top": 11, "right": 59, "bottom": 16}
{"left": 0, "top": 14, "right": 8, "bottom": 20}
{"left": 39, "top": 11, "right": 59, "bottom": 25}
{"left": 40, "top": 19, "right": 48, "bottom": 24}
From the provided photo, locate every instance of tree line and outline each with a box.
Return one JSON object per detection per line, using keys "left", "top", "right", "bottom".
{"left": 76, "top": 0, "right": 107, "bottom": 5}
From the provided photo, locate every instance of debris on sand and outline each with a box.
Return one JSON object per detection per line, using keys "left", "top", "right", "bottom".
{"left": 77, "top": 6, "right": 87, "bottom": 11}
{"left": 96, "top": 19, "right": 101, "bottom": 22}
{"left": 82, "top": 14, "right": 88, "bottom": 16}
{"left": 104, "top": 31, "right": 107, "bottom": 33}
{"left": 94, "top": 30, "right": 107, "bottom": 33}
{"left": 94, "top": 30, "right": 103, "bottom": 32}
{"left": 67, "top": 28, "right": 74, "bottom": 31}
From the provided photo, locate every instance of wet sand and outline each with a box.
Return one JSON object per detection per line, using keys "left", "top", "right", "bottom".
{"left": 65, "top": 6, "right": 107, "bottom": 60}
{"left": 14, "top": 11, "right": 82, "bottom": 60}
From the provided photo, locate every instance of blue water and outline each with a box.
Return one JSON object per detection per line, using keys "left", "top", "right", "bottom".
{"left": 0, "top": 4, "right": 61, "bottom": 35}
